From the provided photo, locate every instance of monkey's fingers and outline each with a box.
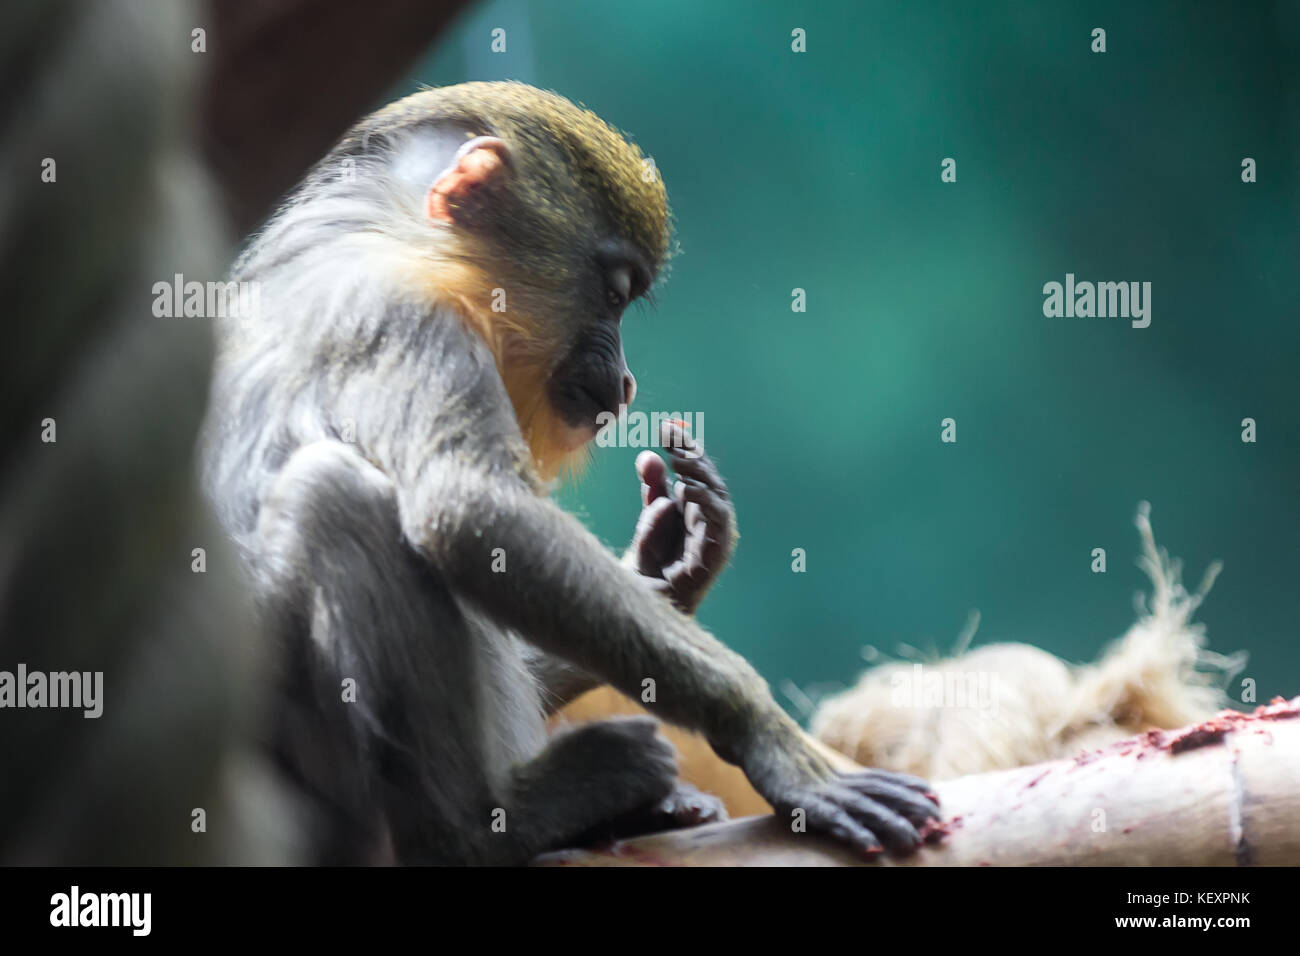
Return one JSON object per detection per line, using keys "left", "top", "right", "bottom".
{"left": 653, "top": 782, "right": 728, "bottom": 828}
{"left": 826, "top": 785, "right": 924, "bottom": 855}
{"left": 662, "top": 556, "right": 706, "bottom": 594}
{"left": 677, "top": 480, "right": 731, "bottom": 535}
{"left": 667, "top": 443, "right": 728, "bottom": 499}
{"left": 635, "top": 450, "right": 672, "bottom": 506}
{"left": 657, "top": 419, "right": 710, "bottom": 467}
{"left": 793, "top": 792, "right": 885, "bottom": 859}
{"left": 631, "top": 496, "right": 683, "bottom": 570}
{"left": 590, "top": 782, "right": 727, "bottom": 842}
{"left": 675, "top": 482, "right": 733, "bottom": 569}
{"left": 675, "top": 513, "right": 717, "bottom": 581}
{"left": 839, "top": 775, "right": 941, "bottom": 828}
{"left": 681, "top": 498, "right": 705, "bottom": 535}
{"left": 661, "top": 425, "right": 729, "bottom": 500}
{"left": 842, "top": 768, "right": 938, "bottom": 799}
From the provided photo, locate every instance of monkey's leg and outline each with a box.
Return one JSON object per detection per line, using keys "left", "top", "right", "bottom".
{"left": 503, "top": 715, "right": 682, "bottom": 856}
{"left": 568, "top": 781, "right": 728, "bottom": 847}
{"left": 256, "top": 442, "right": 524, "bottom": 864}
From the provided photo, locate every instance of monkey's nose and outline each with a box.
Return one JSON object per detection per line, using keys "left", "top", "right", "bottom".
{"left": 622, "top": 371, "right": 637, "bottom": 406}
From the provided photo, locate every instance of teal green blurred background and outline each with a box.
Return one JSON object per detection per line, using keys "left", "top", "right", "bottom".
{"left": 399, "top": 1, "right": 1300, "bottom": 715}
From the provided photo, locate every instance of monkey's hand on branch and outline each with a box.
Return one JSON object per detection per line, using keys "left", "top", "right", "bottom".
{"left": 626, "top": 420, "right": 737, "bottom": 614}
{"left": 721, "top": 713, "right": 941, "bottom": 858}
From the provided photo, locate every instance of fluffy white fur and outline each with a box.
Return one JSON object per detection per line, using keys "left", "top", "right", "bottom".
{"left": 812, "top": 503, "right": 1245, "bottom": 779}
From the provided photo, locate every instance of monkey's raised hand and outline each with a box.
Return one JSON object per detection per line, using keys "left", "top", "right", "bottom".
{"left": 626, "top": 420, "right": 737, "bottom": 614}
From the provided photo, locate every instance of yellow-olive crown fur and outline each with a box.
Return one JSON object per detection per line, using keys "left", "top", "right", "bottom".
{"left": 341, "top": 81, "right": 670, "bottom": 274}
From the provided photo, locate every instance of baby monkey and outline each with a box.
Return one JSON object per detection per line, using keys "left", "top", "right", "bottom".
{"left": 202, "top": 82, "right": 939, "bottom": 864}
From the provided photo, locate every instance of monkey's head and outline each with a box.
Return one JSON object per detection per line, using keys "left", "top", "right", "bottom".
{"left": 330, "top": 82, "right": 671, "bottom": 480}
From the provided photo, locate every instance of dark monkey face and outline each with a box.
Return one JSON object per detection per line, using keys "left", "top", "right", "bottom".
{"left": 546, "top": 238, "right": 652, "bottom": 444}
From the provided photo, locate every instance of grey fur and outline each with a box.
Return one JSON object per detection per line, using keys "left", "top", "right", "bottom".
{"left": 202, "top": 84, "right": 937, "bottom": 864}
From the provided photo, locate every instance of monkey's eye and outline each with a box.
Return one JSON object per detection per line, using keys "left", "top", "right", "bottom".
{"left": 605, "top": 265, "right": 633, "bottom": 312}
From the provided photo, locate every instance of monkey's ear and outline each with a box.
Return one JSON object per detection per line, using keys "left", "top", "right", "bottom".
{"left": 426, "top": 135, "right": 510, "bottom": 224}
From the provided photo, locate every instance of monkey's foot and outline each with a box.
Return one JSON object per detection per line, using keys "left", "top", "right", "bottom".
{"left": 643, "top": 782, "right": 728, "bottom": 830}
{"left": 574, "top": 782, "right": 728, "bottom": 846}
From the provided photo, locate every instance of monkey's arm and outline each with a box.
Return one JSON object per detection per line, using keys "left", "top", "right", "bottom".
{"left": 532, "top": 421, "right": 736, "bottom": 713}
{"left": 412, "top": 465, "right": 763, "bottom": 737}
{"left": 406, "top": 467, "right": 937, "bottom": 856}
